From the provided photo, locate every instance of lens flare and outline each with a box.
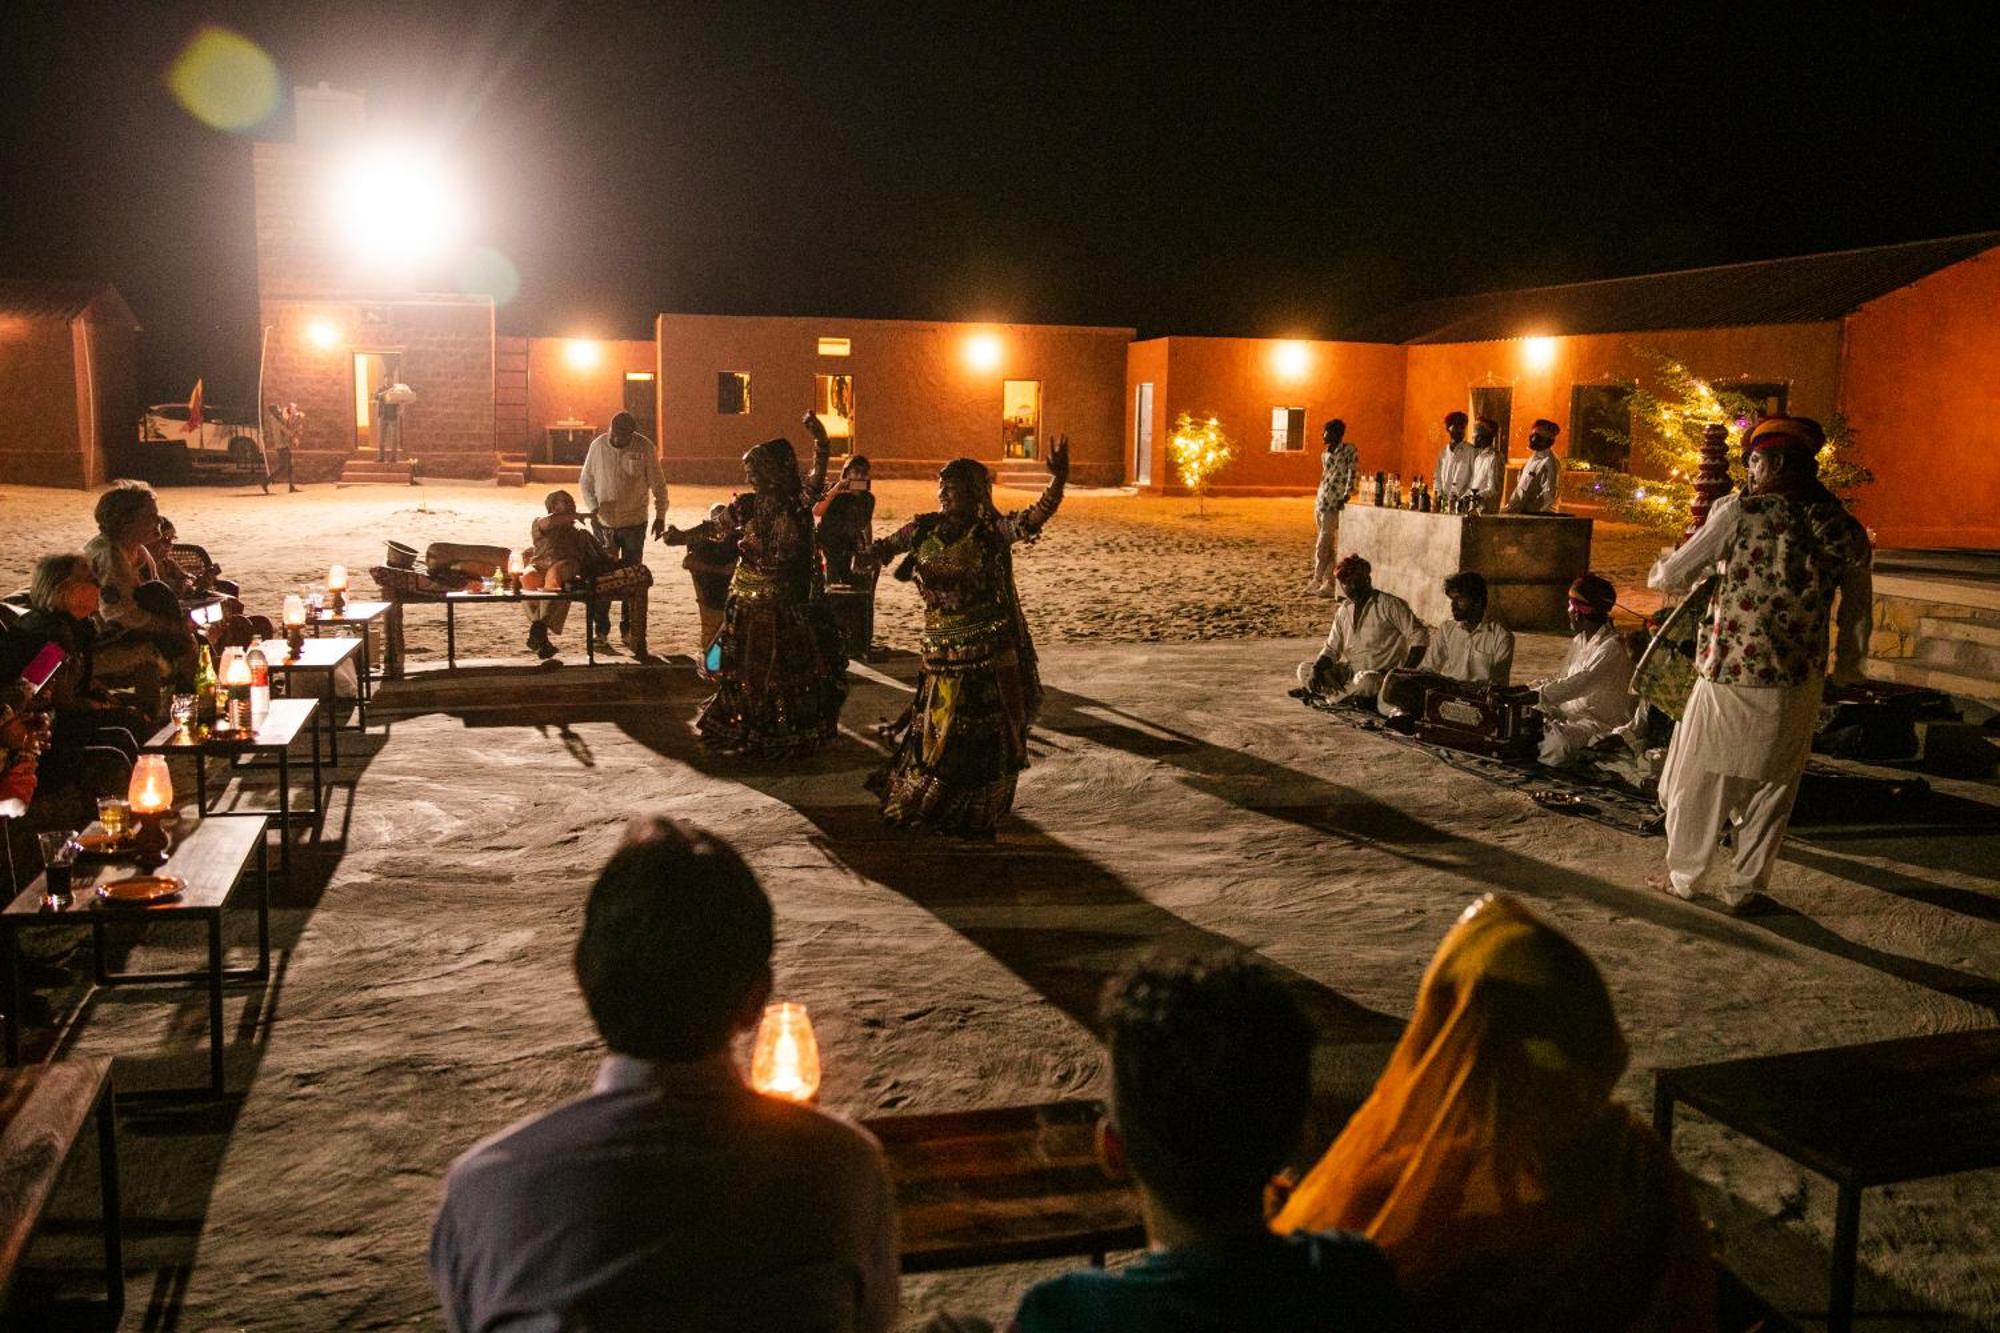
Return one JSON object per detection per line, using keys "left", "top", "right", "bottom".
{"left": 166, "top": 26, "right": 280, "bottom": 132}
{"left": 455, "top": 247, "right": 521, "bottom": 305}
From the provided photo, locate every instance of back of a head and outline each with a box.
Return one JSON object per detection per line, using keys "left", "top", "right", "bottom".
{"left": 94, "top": 479, "right": 155, "bottom": 538}
{"left": 1103, "top": 951, "right": 1312, "bottom": 1221}
{"left": 28, "top": 553, "right": 87, "bottom": 615}
{"left": 575, "top": 818, "right": 773, "bottom": 1061}
{"left": 611, "top": 411, "right": 638, "bottom": 434}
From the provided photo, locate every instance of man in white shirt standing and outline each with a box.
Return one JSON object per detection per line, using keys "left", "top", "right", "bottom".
{"left": 1646, "top": 416, "right": 1871, "bottom": 914}
{"left": 1535, "top": 573, "right": 1634, "bottom": 766}
{"left": 1434, "top": 411, "right": 1472, "bottom": 503}
{"left": 579, "top": 411, "right": 668, "bottom": 652}
{"left": 1296, "top": 554, "right": 1429, "bottom": 703}
{"left": 1464, "top": 417, "right": 1504, "bottom": 513}
{"left": 1503, "top": 419, "right": 1563, "bottom": 514}
{"left": 431, "top": 817, "right": 898, "bottom": 1333}
{"left": 1377, "top": 571, "right": 1514, "bottom": 720}
{"left": 1306, "top": 419, "right": 1360, "bottom": 597}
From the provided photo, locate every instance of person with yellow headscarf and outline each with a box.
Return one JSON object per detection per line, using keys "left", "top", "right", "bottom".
{"left": 1272, "top": 895, "right": 1716, "bottom": 1333}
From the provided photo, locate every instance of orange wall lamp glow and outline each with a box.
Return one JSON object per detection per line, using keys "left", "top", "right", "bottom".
{"left": 1272, "top": 340, "right": 1311, "bottom": 379}
{"left": 563, "top": 338, "right": 603, "bottom": 371}
{"left": 1521, "top": 335, "right": 1559, "bottom": 371}
{"left": 964, "top": 332, "right": 1003, "bottom": 373}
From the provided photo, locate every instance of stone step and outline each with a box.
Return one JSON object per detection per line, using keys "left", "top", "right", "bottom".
{"left": 1868, "top": 655, "right": 2000, "bottom": 704}
{"left": 1918, "top": 616, "right": 2000, "bottom": 649}
{"left": 495, "top": 470, "right": 527, "bottom": 488}
{"left": 525, "top": 464, "right": 584, "bottom": 485}
{"left": 340, "top": 461, "right": 415, "bottom": 485}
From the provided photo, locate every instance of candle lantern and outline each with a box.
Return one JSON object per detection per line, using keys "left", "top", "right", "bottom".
{"left": 127, "top": 754, "right": 175, "bottom": 867}
{"left": 326, "top": 563, "right": 348, "bottom": 614}
{"left": 749, "top": 1002, "right": 822, "bottom": 1102}
{"left": 282, "top": 594, "right": 308, "bottom": 657}
{"left": 506, "top": 550, "right": 525, "bottom": 595}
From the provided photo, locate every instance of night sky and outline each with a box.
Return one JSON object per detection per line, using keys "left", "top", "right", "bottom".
{"left": 4, "top": 1, "right": 1997, "bottom": 408}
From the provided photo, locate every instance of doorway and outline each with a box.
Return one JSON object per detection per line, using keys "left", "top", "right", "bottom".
{"left": 1570, "top": 384, "right": 1635, "bottom": 469}
{"left": 352, "top": 351, "right": 400, "bottom": 454}
{"left": 623, "top": 372, "right": 657, "bottom": 440}
{"left": 1134, "top": 382, "right": 1154, "bottom": 484}
{"left": 813, "top": 373, "right": 854, "bottom": 444}
{"left": 1469, "top": 386, "right": 1513, "bottom": 455}
{"left": 1002, "top": 380, "right": 1042, "bottom": 460}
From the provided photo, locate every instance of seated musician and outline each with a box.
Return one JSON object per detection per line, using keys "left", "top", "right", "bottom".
{"left": 1377, "top": 571, "right": 1515, "bottom": 723}
{"left": 1535, "top": 573, "right": 1635, "bottom": 766}
{"left": 1296, "top": 554, "right": 1428, "bottom": 703}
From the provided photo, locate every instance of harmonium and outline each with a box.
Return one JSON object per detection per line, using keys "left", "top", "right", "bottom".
{"left": 1419, "top": 685, "right": 1542, "bottom": 759}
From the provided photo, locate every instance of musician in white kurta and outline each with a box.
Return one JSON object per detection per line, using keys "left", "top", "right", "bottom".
{"left": 1377, "top": 571, "right": 1514, "bottom": 718}
{"left": 1535, "top": 573, "right": 1634, "bottom": 766}
{"left": 1648, "top": 417, "right": 1871, "bottom": 910}
{"left": 1298, "top": 554, "right": 1429, "bottom": 701}
{"left": 1504, "top": 420, "right": 1563, "bottom": 514}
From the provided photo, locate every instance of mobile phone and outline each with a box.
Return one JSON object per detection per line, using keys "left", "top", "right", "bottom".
{"left": 20, "top": 644, "right": 64, "bottom": 695}
{"left": 850, "top": 477, "right": 871, "bottom": 492}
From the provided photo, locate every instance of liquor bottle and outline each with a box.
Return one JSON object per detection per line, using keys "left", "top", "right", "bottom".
{"left": 1372, "top": 471, "right": 1386, "bottom": 507}
{"left": 194, "top": 643, "right": 218, "bottom": 727}
{"left": 1387, "top": 474, "right": 1402, "bottom": 508}
{"left": 1418, "top": 481, "right": 1432, "bottom": 513}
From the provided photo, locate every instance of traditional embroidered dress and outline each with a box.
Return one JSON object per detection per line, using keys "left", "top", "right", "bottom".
{"left": 694, "top": 439, "right": 848, "bottom": 757}
{"left": 1649, "top": 489, "right": 1871, "bottom": 902}
{"left": 868, "top": 475, "right": 1063, "bottom": 835}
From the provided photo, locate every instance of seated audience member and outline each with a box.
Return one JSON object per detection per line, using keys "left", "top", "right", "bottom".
{"left": 814, "top": 455, "right": 876, "bottom": 586}
{"left": 1001, "top": 952, "right": 1406, "bottom": 1333}
{"left": 1297, "top": 555, "right": 1428, "bottom": 703}
{"left": 148, "top": 516, "right": 240, "bottom": 599}
{"left": 1377, "top": 572, "right": 1515, "bottom": 721}
{"left": 430, "top": 817, "right": 896, "bottom": 1333}
{"left": 0, "top": 554, "right": 144, "bottom": 799}
{"left": 664, "top": 503, "right": 742, "bottom": 650}
{"left": 1534, "top": 573, "right": 1634, "bottom": 766}
{"left": 1273, "top": 895, "right": 1716, "bottom": 1333}
{"left": 84, "top": 479, "right": 196, "bottom": 703}
{"left": 1502, "top": 421, "right": 1563, "bottom": 514}
{"left": 520, "top": 489, "right": 612, "bottom": 659}
{"left": 0, "top": 685, "right": 41, "bottom": 816}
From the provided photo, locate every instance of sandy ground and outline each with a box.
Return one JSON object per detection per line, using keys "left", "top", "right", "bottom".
{"left": 1, "top": 480, "right": 1994, "bottom": 1331}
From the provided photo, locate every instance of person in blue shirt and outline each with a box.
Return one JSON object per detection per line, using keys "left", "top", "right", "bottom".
{"left": 939, "top": 951, "right": 1408, "bottom": 1333}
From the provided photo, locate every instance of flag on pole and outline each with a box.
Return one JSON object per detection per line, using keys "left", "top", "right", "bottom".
{"left": 186, "top": 378, "right": 205, "bottom": 436}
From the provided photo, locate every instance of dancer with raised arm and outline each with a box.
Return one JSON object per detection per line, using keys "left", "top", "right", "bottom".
{"left": 693, "top": 415, "right": 847, "bottom": 757}
{"left": 863, "top": 438, "right": 1069, "bottom": 837}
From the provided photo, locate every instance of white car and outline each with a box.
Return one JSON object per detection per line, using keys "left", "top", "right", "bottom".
{"left": 138, "top": 403, "right": 265, "bottom": 474}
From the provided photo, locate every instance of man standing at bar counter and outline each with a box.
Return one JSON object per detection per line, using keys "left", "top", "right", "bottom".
{"left": 1434, "top": 412, "right": 1472, "bottom": 504}
{"left": 1464, "top": 417, "right": 1504, "bottom": 513}
{"left": 1504, "top": 420, "right": 1563, "bottom": 514}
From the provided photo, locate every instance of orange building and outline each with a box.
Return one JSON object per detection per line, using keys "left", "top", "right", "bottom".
{"left": 654, "top": 314, "right": 1135, "bottom": 487}
{"left": 0, "top": 280, "right": 140, "bottom": 489}
{"left": 495, "top": 336, "right": 658, "bottom": 465}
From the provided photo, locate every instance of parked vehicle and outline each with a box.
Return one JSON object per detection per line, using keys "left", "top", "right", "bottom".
{"left": 138, "top": 403, "right": 265, "bottom": 476}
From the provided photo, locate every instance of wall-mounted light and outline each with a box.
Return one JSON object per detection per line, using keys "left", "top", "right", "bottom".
{"left": 330, "top": 144, "right": 465, "bottom": 268}
{"left": 306, "top": 318, "right": 342, "bottom": 350}
{"left": 1272, "top": 340, "right": 1311, "bottom": 379}
{"left": 564, "top": 338, "right": 602, "bottom": 371}
{"left": 1522, "top": 336, "right": 1558, "bottom": 371}
{"left": 964, "top": 332, "right": 1003, "bottom": 373}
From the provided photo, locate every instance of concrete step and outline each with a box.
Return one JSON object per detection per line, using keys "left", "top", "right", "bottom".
{"left": 495, "top": 470, "right": 527, "bottom": 488}
{"left": 1868, "top": 655, "right": 2000, "bottom": 704}
{"left": 525, "top": 464, "right": 583, "bottom": 485}
{"left": 340, "top": 461, "right": 415, "bottom": 485}
{"left": 1918, "top": 616, "right": 2000, "bottom": 649}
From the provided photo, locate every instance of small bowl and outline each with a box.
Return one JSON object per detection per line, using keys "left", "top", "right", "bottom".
{"left": 1531, "top": 790, "right": 1585, "bottom": 811}
{"left": 386, "top": 541, "right": 419, "bottom": 570}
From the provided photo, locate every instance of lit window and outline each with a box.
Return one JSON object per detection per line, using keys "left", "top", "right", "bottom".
{"left": 817, "top": 337, "right": 851, "bottom": 357}
{"left": 717, "top": 372, "right": 751, "bottom": 415}
{"left": 813, "top": 374, "right": 854, "bottom": 439}
{"left": 1270, "top": 406, "right": 1306, "bottom": 452}
{"left": 624, "top": 371, "right": 655, "bottom": 383}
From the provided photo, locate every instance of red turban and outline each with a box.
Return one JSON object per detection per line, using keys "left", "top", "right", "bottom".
{"left": 1443, "top": 411, "right": 1468, "bottom": 429}
{"left": 1531, "top": 419, "right": 1560, "bottom": 436}
{"left": 1746, "top": 415, "right": 1825, "bottom": 456}
{"left": 1567, "top": 572, "right": 1617, "bottom": 613}
{"left": 1474, "top": 416, "right": 1498, "bottom": 432}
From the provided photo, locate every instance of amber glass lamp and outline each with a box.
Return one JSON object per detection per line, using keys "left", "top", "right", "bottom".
{"left": 749, "top": 1002, "right": 822, "bottom": 1102}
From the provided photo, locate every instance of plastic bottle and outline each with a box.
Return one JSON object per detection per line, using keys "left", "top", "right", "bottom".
{"left": 247, "top": 646, "right": 271, "bottom": 728}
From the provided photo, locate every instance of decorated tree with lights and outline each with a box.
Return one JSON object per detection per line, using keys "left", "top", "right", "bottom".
{"left": 1574, "top": 351, "right": 1872, "bottom": 535}
{"left": 1168, "top": 412, "right": 1234, "bottom": 516}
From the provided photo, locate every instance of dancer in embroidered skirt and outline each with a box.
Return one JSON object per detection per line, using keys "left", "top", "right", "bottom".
{"left": 864, "top": 439, "right": 1068, "bottom": 835}
{"left": 693, "top": 416, "right": 848, "bottom": 757}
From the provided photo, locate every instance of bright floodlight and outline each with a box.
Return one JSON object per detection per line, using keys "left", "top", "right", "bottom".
{"left": 305, "top": 318, "right": 341, "bottom": 350}
{"left": 564, "top": 339, "right": 602, "bottom": 371}
{"left": 1273, "top": 340, "right": 1311, "bottom": 379}
{"left": 1522, "top": 336, "right": 1558, "bottom": 370}
{"left": 331, "top": 145, "right": 464, "bottom": 267}
{"left": 964, "top": 332, "right": 1003, "bottom": 373}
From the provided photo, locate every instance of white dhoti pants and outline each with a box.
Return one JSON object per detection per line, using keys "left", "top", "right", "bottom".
{"left": 1309, "top": 518, "right": 1339, "bottom": 593}
{"left": 1538, "top": 717, "right": 1608, "bottom": 767}
{"left": 1659, "top": 675, "right": 1821, "bottom": 904}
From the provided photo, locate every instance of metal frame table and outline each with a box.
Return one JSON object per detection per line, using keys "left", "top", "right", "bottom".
{"left": 310, "top": 599, "right": 391, "bottom": 724}
{"left": 2, "top": 817, "right": 270, "bottom": 1094}
{"left": 139, "top": 699, "right": 320, "bottom": 882}
{"left": 0, "top": 1057, "right": 122, "bottom": 1316}
{"left": 444, "top": 590, "right": 601, "bottom": 669}
{"left": 1654, "top": 1029, "right": 2000, "bottom": 1333}
{"left": 252, "top": 636, "right": 362, "bottom": 763}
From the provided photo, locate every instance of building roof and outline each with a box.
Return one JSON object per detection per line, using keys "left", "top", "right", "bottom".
{"left": 0, "top": 279, "right": 139, "bottom": 328}
{"left": 1340, "top": 231, "right": 2000, "bottom": 345}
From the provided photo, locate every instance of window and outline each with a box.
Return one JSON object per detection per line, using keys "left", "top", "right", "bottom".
{"left": 1269, "top": 406, "right": 1306, "bottom": 452}
{"left": 1718, "top": 379, "right": 1789, "bottom": 418}
{"left": 1569, "top": 384, "right": 1635, "bottom": 468}
{"left": 717, "top": 372, "right": 751, "bottom": 415}
{"left": 813, "top": 373, "right": 854, "bottom": 439}
{"left": 817, "top": 337, "right": 851, "bottom": 357}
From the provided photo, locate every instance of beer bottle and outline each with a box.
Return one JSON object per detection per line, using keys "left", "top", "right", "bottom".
{"left": 194, "top": 643, "right": 218, "bottom": 726}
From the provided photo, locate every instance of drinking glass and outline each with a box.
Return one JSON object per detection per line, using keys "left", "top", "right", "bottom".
{"left": 36, "top": 831, "right": 78, "bottom": 906}
{"left": 96, "top": 796, "right": 131, "bottom": 839}
{"left": 307, "top": 590, "right": 326, "bottom": 615}
{"left": 170, "top": 693, "right": 197, "bottom": 731}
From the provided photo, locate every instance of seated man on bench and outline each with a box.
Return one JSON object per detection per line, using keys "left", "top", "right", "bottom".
{"left": 1296, "top": 554, "right": 1428, "bottom": 704}
{"left": 1377, "top": 571, "right": 1515, "bottom": 726}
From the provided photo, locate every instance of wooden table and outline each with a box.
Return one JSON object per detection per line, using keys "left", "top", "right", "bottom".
{"left": 310, "top": 599, "right": 391, "bottom": 717}
{"left": 253, "top": 637, "right": 363, "bottom": 762}
{"left": 860, "top": 1099, "right": 1144, "bottom": 1273}
{"left": 139, "top": 699, "right": 319, "bottom": 882}
{"left": 1654, "top": 1029, "right": 2000, "bottom": 1333}
{"left": 1, "top": 818, "right": 270, "bottom": 1094}
{"left": 0, "top": 1058, "right": 121, "bottom": 1315}
{"left": 444, "top": 590, "right": 604, "bottom": 669}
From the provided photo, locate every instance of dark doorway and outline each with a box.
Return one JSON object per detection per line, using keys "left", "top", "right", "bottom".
{"left": 1469, "top": 386, "right": 1512, "bottom": 455}
{"left": 623, "top": 372, "right": 656, "bottom": 440}
{"left": 1570, "top": 383, "right": 1634, "bottom": 469}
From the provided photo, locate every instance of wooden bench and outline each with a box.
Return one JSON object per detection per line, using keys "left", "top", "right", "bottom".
{"left": 0, "top": 1058, "right": 121, "bottom": 1316}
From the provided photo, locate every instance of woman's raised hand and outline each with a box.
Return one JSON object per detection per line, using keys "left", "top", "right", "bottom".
{"left": 1047, "top": 434, "right": 1071, "bottom": 481}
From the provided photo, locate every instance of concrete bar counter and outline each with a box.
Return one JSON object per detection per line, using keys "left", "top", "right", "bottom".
{"left": 1334, "top": 507, "right": 1593, "bottom": 632}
